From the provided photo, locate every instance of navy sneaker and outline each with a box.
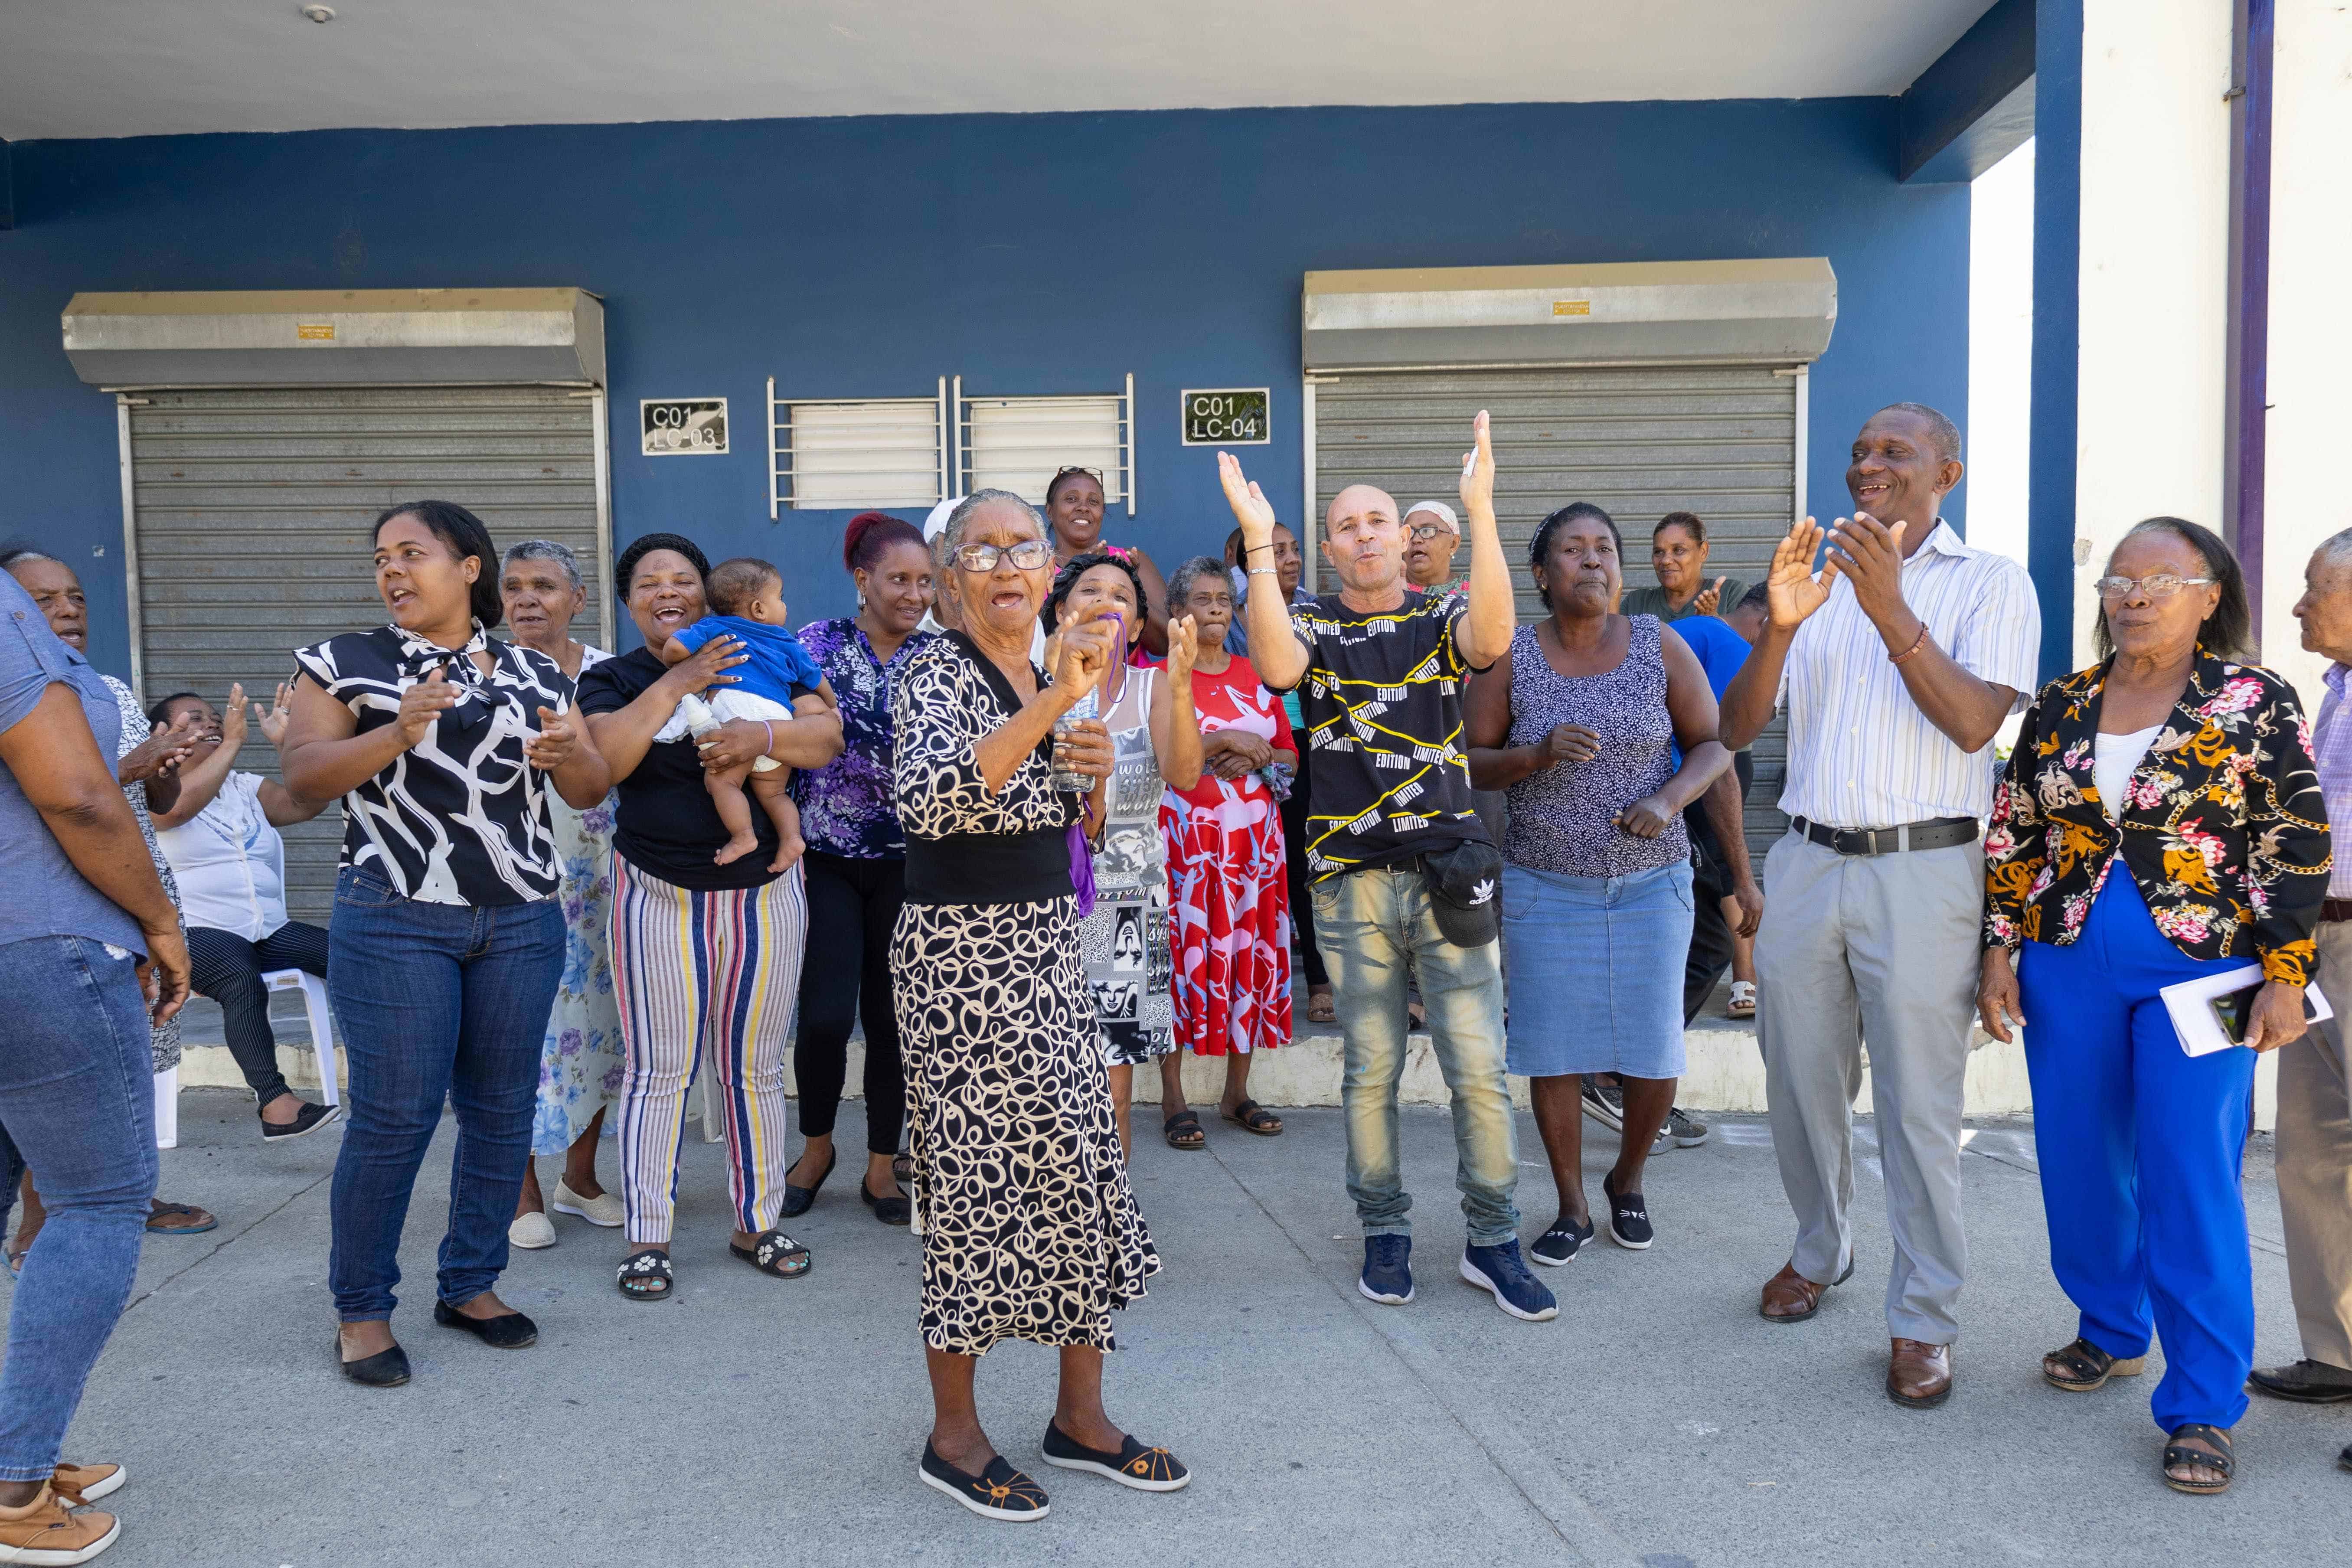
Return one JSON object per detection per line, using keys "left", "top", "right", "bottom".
{"left": 1359, "top": 1235, "right": 1414, "bottom": 1304}
{"left": 1459, "top": 1239, "right": 1559, "bottom": 1321}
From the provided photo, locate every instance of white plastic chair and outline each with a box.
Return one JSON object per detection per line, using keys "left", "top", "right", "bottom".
{"left": 154, "top": 1067, "right": 178, "bottom": 1150}
{"left": 264, "top": 968, "right": 340, "bottom": 1108}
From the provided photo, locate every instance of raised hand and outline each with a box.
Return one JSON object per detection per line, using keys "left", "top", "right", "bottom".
{"left": 1457, "top": 408, "right": 1496, "bottom": 515}
{"left": 1217, "top": 451, "right": 1279, "bottom": 552}
{"left": 254, "top": 681, "right": 294, "bottom": 748}
{"left": 1052, "top": 604, "right": 1117, "bottom": 703}
{"left": 119, "top": 708, "right": 203, "bottom": 784}
{"left": 1164, "top": 613, "right": 1199, "bottom": 682}
{"left": 1763, "top": 518, "right": 1838, "bottom": 630}
{"left": 1824, "top": 512, "right": 1911, "bottom": 633}
{"left": 218, "top": 682, "right": 250, "bottom": 753}
{"left": 1693, "top": 577, "right": 1727, "bottom": 617}
{"left": 525, "top": 705, "right": 581, "bottom": 771}
{"left": 394, "top": 665, "right": 463, "bottom": 748}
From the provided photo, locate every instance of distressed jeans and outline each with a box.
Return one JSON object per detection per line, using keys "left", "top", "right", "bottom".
{"left": 1310, "top": 863, "right": 1520, "bottom": 1247}
{"left": 0, "top": 935, "right": 157, "bottom": 1482}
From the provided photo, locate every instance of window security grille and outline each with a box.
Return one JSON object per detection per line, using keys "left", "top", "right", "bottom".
{"left": 954, "top": 372, "right": 1134, "bottom": 515}
{"left": 767, "top": 376, "right": 951, "bottom": 517}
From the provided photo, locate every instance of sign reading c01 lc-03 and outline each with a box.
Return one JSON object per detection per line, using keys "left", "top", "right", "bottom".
{"left": 1180, "top": 387, "right": 1270, "bottom": 445}
{"left": 641, "top": 398, "right": 728, "bottom": 456}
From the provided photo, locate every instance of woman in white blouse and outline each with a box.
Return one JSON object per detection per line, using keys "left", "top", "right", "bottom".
{"left": 150, "top": 683, "right": 335, "bottom": 1139}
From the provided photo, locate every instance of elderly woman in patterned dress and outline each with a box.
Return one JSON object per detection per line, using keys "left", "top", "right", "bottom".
{"left": 892, "top": 490, "right": 1188, "bottom": 1523}
{"left": 2, "top": 546, "right": 216, "bottom": 1267}
{"left": 498, "top": 540, "right": 627, "bottom": 1250}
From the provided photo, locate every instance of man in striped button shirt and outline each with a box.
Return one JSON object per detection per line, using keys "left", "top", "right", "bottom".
{"left": 1718, "top": 403, "right": 2039, "bottom": 1410}
{"left": 2256, "top": 538, "right": 2352, "bottom": 1446}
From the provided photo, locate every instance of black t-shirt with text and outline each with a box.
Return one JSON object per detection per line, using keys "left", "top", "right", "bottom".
{"left": 575, "top": 647, "right": 814, "bottom": 892}
{"left": 1283, "top": 591, "right": 1490, "bottom": 881}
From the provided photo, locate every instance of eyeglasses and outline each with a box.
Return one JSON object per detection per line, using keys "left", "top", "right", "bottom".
{"left": 1406, "top": 523, "right": 1453, "bottom": 542}
{"left": 955, "top": 539, "right": 1055, "bottom": 573}
{"left": 2092, "top": 573, "right": 2217, "bottom": 601}
{"left": 1053, "top": 465, "right": 1104, "bottom": 482}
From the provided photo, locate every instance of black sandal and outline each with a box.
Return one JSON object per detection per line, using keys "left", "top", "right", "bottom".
{"left": 1163, "top": 1111, "right": 1206, "bottom": 1150}
{"left": 2043, "top": 1336, "right": 2146, "bottom": 1392}
{"left": 2162, "top": 1423, "right": 2234, "bottom": 1495}
{"left": 732, "top": 1228, "right": 812, "bottom": 1277}
{"left": 892, "top": 1153, "right": 915, "bottom": 1185}
{"left": 1220, "top": 1099, "right": 1284, "bottom": 1137}
{"left": 616, "top": 1248, "right": 673, "bottom": 1302}
{"left": 781, "top": 1150, "right": 836, "bottom": 1218}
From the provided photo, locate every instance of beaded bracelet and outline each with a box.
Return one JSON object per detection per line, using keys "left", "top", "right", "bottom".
{"left": 1888, "top": 624, "right": 1931, "bottom": 665}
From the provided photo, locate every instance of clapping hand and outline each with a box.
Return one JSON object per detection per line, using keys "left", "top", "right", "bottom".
{"left": 1824, "top": 512, "right": 1911, "bottom": 631}
{"left": 1763, "top": 518, "right": 1839, "bottom": 631}
{"left": 253, "top": 681, "right": 294, "bottom": 748}
{"left": 1052, "top": 603, "right": 1118, "bottom": 704}
{"left": 394, "top": 666, "right": 463, "bottom": 748}
{"left": 526, "top": 706, "right": 582, "bottom": 771}
{"left": 1165, "top": 614, "right": 1200, "bottom": 682}
{"left": 1692, "top": 577, "right": 1728, "bottom": 617}
{"left": 120, "top": 708, "right": 203, "bottom": 783}
{"left": 217, "top": 682, "right": 250, "bottom": 753}
{"left": 1217, "top": 451, "right": 1279, "bottom": 555}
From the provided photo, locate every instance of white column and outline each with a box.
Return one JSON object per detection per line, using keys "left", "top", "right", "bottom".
{"left": 2259, "top": 0, "right": 2352, "bottom": 705}
{"left": 2069, "top": 0, "right": 2235, "bottom": 664}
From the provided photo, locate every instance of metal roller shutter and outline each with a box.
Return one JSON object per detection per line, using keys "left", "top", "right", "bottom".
{"left": 1309, "top": 363, "right": 1798, "bottom": 861}
{"left": 125, "top": 384, "right": 610, "bottom": 925}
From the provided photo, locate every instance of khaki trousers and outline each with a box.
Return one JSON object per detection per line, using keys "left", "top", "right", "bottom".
{"left": 2287, "top": 922, "right": 2352, "bottom": 1369}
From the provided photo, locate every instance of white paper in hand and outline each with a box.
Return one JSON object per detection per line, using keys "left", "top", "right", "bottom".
{"left": 2159, "top": 963, "right": 2332, "bottom": 1056}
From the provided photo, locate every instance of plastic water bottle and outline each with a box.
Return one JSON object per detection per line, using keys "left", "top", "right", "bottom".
{"left": 1051, "top": 686, "right": 1099, "bottom": 793}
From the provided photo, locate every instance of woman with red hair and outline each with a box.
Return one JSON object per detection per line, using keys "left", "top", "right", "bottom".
{"left": 779, "top": 512, "right": 939, "bottom": 1225}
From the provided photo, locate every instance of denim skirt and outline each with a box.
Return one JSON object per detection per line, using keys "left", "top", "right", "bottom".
{"left": 1501, "top": 859, "right": 1693, "bottom": 1079}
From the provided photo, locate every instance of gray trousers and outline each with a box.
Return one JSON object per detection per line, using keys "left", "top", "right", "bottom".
{"left": 1754, "top": 831, "right": 1983, "bottom": 1344}
{"left": 2287, "top": 922, "right": 2352, "bottom": 1370}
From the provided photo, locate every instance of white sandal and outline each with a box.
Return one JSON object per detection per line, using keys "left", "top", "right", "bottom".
{"left": 1728, "top": 981, "right": 1757, "bottom": 1019}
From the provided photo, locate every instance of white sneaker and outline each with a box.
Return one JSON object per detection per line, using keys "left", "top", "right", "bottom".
{"left": 508, "top": 1209, "right": 556, "bottom": 1250}
{"left": 552, "top": 1181, "right": 624, "bottom": 1228}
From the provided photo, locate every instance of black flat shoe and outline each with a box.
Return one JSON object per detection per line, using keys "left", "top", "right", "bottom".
{"left": 781, "top": 1150, "right": 836, "bottom": 1218}
{"left": 261, "top": 1101, "right": 341, "bottom": 1141}
{"left": 432, "top": 1300, "right": 538, "bottom": 1349}
{"left": 860, "top": 1178, "right": 911, "bottom": 1226}
{"left": 337, "top": 1339, "right": 410, "bottom": 1388}
{"left": 1040, "top": 1422, "right": 1190, "bottom": 1492}
{"left": 919, "top": 1443, "right": 1050, "bottom": 1521}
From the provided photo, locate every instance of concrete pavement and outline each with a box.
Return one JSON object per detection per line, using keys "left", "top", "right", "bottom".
{"left": 9, "top": 1091, "right": 2346, "bottom": 1566}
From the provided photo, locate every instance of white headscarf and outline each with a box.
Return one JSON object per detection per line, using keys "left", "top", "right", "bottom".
{"left": 1403, "top": 500, "right": 1460, "bottom": 534}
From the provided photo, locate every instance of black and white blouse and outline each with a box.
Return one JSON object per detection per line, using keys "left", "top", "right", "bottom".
{"left": 292, "top": 621, "right": 574, "bottom": 907}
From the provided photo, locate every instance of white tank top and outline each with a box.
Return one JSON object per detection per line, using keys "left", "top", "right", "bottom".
{"left": 2093, "top": 725, "right": 2162, "bottom": 819}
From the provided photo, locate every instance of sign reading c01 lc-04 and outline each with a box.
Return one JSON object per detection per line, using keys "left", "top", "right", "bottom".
{"left": 1179, "top": 388, "right": 1270, "bottom": 445}
{"left": 641, "top": 398, "right": 728, "bottom": 456}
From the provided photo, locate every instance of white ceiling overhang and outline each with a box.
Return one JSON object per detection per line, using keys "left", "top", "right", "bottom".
{"left": 0, "top": 0, "right": 1998, "bottom": 142}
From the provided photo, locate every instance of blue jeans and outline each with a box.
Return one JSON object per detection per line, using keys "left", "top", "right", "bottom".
{"left": 0, "top": 935, "right": 157, "bottom": 1481}
{"left": 327, "top": 869, "right": 564, "bottom": 1323}
{"left": 1310, "top": 863, "right": 1520, "bottom": 1247}
{"left": 2018, "top": 872, "right": 2257, "bottom": 1431}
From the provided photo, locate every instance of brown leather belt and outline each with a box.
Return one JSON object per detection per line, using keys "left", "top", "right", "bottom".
{"left": 2322, "top": 898, "right": 2352, "bottom": 924}
{"left": 1790, "top": 815, "right": 1980, "bottom": 857}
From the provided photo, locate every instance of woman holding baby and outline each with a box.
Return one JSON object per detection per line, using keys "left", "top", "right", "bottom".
{"left": 575, "top": 532, "right": 844, "bottom": 1301}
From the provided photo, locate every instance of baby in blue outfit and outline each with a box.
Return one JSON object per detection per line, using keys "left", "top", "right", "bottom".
{"left": 658, "top": 557, "right": 822, "bottom": 870}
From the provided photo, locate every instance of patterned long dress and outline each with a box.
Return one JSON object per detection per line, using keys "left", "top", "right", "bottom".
{"left": 103, "top": 674, "right": 184, "bottom": 1074}
{"left": 1160, "top": 657, "right": 1294, "bottom": 1056}
{"left": 529, "top": 644, "right": 625, "bottom": 1155}
{"left": 890, "top": 634, "right": 1158, "bottom": 1355}
{"left": 1077, "top": 664, "right": 1175, "bottom": 1066}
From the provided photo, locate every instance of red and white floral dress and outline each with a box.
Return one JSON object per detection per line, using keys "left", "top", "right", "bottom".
{"left": 1160, "top": 658, "right": 1296, "bottom": 1055}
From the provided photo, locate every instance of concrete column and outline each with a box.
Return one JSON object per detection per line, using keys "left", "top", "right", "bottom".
{"left": 2257, "top": 0, "right": 2352, "bottom": 705}
{"left": 2067, "top": 0, "right": 2236, "bottom": 666}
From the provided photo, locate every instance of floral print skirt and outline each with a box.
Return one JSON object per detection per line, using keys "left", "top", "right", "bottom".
{"left": 1162, "top": 792, "right": 1292, "bottom": 1055}
{"left": 531, "top": 793, "right": 624, "bottom": 1155}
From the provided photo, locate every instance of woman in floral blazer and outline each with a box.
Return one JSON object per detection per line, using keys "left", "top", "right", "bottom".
{"left": 1976, "top": 518, "right": 2328, "bottom": 1496}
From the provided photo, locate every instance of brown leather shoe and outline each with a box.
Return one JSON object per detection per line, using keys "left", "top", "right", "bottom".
{"left": 1888, "top": 1338, "right": 1953, "bottom": 1408}
{"left": 1758, "top": 1257, "right": 1852, "bottom": 1323}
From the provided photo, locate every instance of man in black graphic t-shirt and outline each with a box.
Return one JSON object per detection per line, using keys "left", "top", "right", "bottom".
{"left": 1223, "top": 413, "right": 1555, "bottom": 1325}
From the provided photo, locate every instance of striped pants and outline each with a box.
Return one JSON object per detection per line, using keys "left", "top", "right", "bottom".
{"left": 610, "top": 856, "right": 807, "bottom": 1246}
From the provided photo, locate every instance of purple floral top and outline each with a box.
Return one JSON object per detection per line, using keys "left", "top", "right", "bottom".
{"left": 791, "top": 617, "right": 938, "bottom": 859}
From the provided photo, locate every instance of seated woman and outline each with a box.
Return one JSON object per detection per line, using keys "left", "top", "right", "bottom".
{"left": 895, "top": 490, "right": 1185, "bottom": 1521}
{"left": 1980, "top": 517, "right": 2326, "bottom": 1497}
{"left": 150, "top": 683, "right": 337, "bottom": 1139}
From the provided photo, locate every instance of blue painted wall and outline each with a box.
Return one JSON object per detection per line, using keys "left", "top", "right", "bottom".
{"left": 0, "top": 99, "right": 1968, "bottom": 673}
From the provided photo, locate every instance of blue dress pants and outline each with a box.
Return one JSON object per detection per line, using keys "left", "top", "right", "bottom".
{"left": 2017, "top": 871, "right": 2258, "bottom": 1432}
